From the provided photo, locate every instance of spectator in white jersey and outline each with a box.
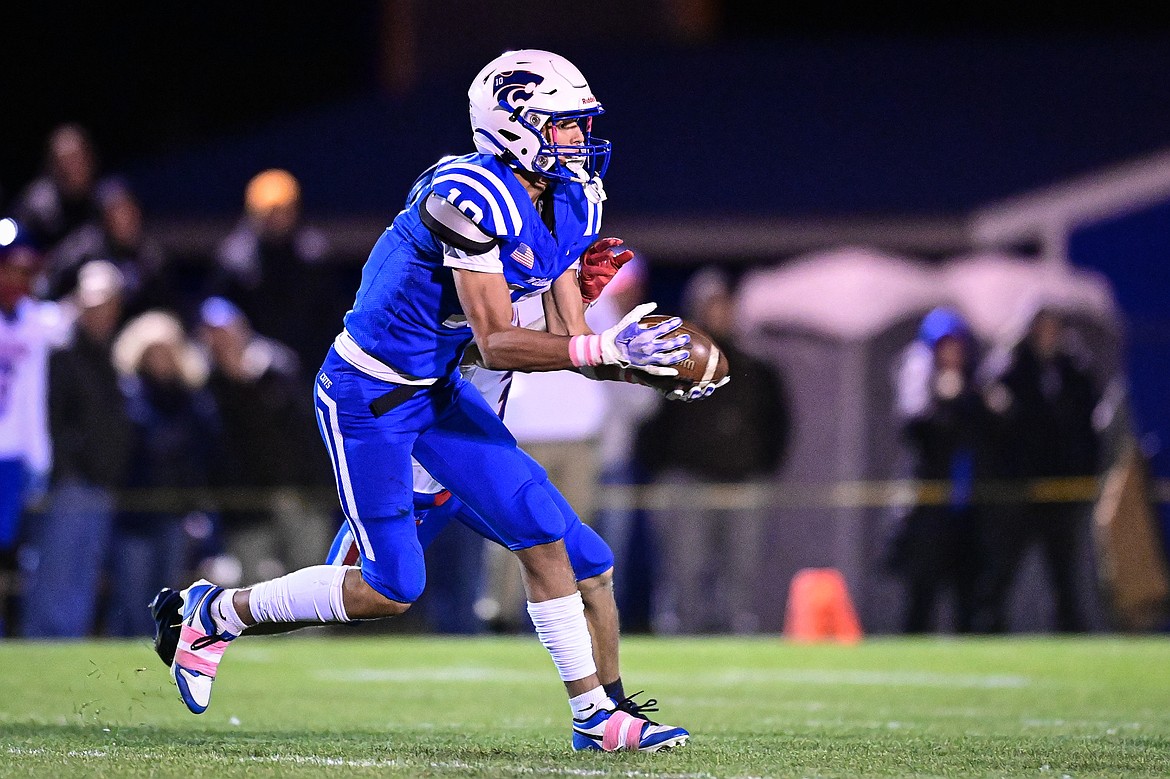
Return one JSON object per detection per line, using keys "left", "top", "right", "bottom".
{"left": 0, "top": 219, "right": 73, "bottom": 635}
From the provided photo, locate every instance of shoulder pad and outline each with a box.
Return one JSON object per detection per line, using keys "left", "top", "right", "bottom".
{"left": 421, "top": 193, "right": 499, "bottom": 255}
{"left": 429, "top": 160, "right": 524, "bottom": 238}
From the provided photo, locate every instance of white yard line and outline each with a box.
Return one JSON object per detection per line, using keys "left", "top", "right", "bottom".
{"left": 314, "top": 666, "right": 1029, "bottom": 689}
{"left": 7, "top": 746, "right": 762, "bottom": 778}
{"left": 245, "top": 755, "right": 734, "bottom": 778}
{"left": 641, "top": 669, "right": 1031, "bottom": 689}
{"left": 312, "top": 667, "right": 548, "bottom": 683}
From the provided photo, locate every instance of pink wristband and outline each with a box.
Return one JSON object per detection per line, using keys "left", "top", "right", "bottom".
{"left": 569, "top": 334, "right": 603, "bottom": 367}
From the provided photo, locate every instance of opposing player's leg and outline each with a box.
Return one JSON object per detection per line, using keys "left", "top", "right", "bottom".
{"left": 413, "top": 385, "right": 687, "bottom": 751}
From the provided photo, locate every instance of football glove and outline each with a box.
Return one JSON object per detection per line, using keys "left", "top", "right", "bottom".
{"left": 579, "top": 237, "right": 635, "bottom": 304}
{"left": 569, "top": 303, "right": 689, "bottom": 376}
{"left": 604, "top": 302, "right": 689, "bottom": 375}
{"left": 665, "top": 375, "right": 731, "bottom": 402}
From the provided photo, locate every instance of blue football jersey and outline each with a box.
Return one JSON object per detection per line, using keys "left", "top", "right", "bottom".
{"left": 342, "top": 153, "right": 603, "bottom": 380}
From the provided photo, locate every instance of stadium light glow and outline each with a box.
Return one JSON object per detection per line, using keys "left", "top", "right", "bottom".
{"left": 0, "top": 218, "right": 17, "bottom": 248}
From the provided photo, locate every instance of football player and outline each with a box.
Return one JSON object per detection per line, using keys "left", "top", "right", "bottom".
{"left": 153, "top": 49, "right": 719, "bottom": 751}
{"left": 322, "top": 247, "right": 656, "bottom": 716}
{"left": 152, "top": 244, "right": 665, "bottom": 723}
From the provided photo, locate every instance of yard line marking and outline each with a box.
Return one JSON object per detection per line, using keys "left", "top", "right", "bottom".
{"left": 5, "top": 748, "right": 731, "bottom": 778}
{"left": 639, "top": 669, "right": 1031, "bottom": 689}
{"left": 314, "top": 666, "right": 1028, "bottom": 689}
{"left": 245, "top": 755, "right": 727, "bottom": 777}
{"left": 313, "top": 667, "right": 548, "bottom": 683}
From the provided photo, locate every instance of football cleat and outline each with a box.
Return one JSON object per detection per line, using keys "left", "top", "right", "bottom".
{"left": 148, "top": 587, "right": 183, "bottom": 667}
{"left": 572, "top": 699, "right": 689, "bottom": 752}
{"left": 170, "top": 579, "right": 237, "bottom": 714}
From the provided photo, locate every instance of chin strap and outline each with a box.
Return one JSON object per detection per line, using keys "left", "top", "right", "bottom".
{"left": 583, "top": 175, "right": 607, "bottom": 203}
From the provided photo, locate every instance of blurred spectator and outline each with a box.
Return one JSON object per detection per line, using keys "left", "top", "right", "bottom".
{"left": 0, "top": 220, "right": 73, "bottom": 635}
{"left": 977, "top": 303, "right": 1103, "bottom": 633}
{"left": 12, "top": 125, "right": 102, "bottom": 251}
{"left": 636, "top": 267, "right": 792, "bottom": 634}
{"left": 209, "top": 169, "right": 350, "bottom": 376}
{"left": 197, "top": 296, "right": 334, "bottom": 586}
{"left": 885, "top": 307, "right": 993, "bottom": 634}
{"left": 102, "top": 310, "right": 218, "bottom": 636}
{"left": 44, "top": 178, "right": 178, "bottom": 320}
{"left": 22, "top": 260, "right": 131, "bottom": 638}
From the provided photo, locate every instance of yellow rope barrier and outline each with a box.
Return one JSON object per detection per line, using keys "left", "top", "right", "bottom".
{"left": 81, "top": 475, "right": 1170, "bottom": 514}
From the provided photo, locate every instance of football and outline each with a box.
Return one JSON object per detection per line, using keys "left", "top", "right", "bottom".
{"left": 637, "top": 314, "right": 730, "bottom": 388}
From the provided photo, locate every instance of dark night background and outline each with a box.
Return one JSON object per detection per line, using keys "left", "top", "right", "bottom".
{"left": 6, "top": 3, "right": 1170, "bottom": 220}
{"left": 5, "top": 2, "right": 1170, "bottom": 637}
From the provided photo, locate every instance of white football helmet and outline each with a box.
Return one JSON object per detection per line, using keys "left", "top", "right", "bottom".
{"left": 469, "top": 49, "right": 611, "bottom": 187}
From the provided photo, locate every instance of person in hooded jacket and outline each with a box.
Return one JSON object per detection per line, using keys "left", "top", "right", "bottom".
{"left": 887, "top": 307, "right": 994, "bottom": 634}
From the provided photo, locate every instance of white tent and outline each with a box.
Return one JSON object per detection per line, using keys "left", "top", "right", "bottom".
{"left": 738, "top": 246, "right": 942, "bottom": 342}
{"left": 942, "top": 251, "right": 1121, "bottom": 346}
{"left": 732, "top": 246, "right": 1122, "bottom": 633}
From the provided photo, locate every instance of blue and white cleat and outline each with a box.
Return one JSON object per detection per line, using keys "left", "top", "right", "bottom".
{"left": 170, "top": 579, "right": 237, "bottom": 714}
{"left": 572, "top": 699, "right": 689, "bottom": 752}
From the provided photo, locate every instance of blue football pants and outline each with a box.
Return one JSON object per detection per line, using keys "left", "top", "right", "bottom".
{"left": 314, "top": 348, "right": 610, "bottom": 602}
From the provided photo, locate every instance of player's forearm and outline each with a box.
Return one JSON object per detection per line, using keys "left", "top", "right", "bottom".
{"left": 543, "top": 270, "right": 591, "bottom": 337}
{"left": 476, "top": 327, "right": 579, "bottom": 372}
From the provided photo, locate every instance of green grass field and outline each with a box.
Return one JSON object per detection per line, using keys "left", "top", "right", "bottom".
{"left": 1, "top": 634, "right": 1167, "bottom": 778}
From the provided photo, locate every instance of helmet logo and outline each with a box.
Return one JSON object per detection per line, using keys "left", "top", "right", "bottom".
{"left": 493, "top": 70, "right": 544, "bottom": 108}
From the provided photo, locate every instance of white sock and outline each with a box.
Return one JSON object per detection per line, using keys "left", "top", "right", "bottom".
{"left": 210, "top": 589, "right": 248, "bottom": 635}
{"left": 248, "top": 565, "right": 353, "bottom": 624}
{"left": 526, "top": 592, "right": 597, "bottom": 683}
{"left": 569, "top": 686, "right": 611, "bottom": 720}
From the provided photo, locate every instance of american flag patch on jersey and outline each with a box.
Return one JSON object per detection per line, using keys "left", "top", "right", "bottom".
{"left": 511, "top": 243, "right": 535, "bottom": 269}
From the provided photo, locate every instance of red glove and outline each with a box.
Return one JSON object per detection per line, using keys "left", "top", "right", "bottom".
{"left": 579, "top": 237, "right": 635, "bottom": 304}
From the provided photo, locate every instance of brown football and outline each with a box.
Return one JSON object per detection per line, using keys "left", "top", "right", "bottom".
{"left": 636, "top": 314, "right": 730, "bottom": 388}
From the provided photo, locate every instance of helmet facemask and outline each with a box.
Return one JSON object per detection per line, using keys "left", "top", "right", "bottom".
{"left": 521, "top": 107, "right": 611, "bottom": 185}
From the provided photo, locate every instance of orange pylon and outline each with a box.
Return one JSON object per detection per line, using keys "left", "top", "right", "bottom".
{"left": 782, "top": 567, "right": 863, "bottom": 644}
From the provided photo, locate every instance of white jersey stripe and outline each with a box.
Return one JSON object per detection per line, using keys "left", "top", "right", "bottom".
{"left": 316, "top": 386, "right": 376, "bottom": 561}
{"left": 442, "top": 163, "right": 523, "bottom": 234}
{"left": 594, "top": 200, "right": 603, "bottom": 234}
{"left": 584, "top": 199, "right": 595, "bottom": 237}
{"left": 432, "top": 174, "right": 508, "bottom": 237}
{"left": 315, "top": 407, "right": 348, "bottom": 516}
